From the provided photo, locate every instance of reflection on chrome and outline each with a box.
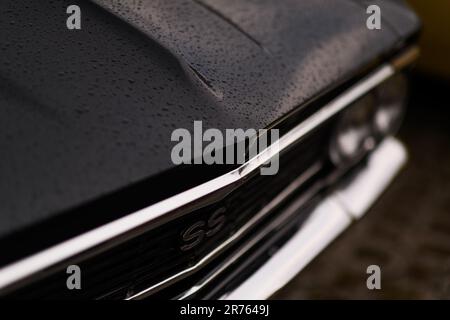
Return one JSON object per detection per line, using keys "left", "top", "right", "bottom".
{"left": 224, "top": 138, "right": 407, "bottom": 300}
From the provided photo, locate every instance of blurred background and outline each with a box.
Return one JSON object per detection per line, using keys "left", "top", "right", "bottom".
{"left": 275, "top": 1, "right": 450, "bottom": 299}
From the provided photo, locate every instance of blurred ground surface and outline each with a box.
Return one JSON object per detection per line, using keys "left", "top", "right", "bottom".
{"left": 274, "top": 73, "right": 450, "bottom": 299}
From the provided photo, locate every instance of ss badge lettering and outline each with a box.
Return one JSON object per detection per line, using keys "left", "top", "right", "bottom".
{"left": 180, "top": 207, "right": 226, "bottom": 251}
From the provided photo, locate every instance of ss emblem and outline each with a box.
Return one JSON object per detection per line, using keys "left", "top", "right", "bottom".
{"left": 180, "top": 207, "right": 227, "bottom": 251}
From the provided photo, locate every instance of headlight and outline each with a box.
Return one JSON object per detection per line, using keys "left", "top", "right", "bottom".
{"left": 373, "top": 74, "right": 408, "bottom": 136}
{"left": 330, "top": 94, "right": 377, "bottom": 165}
{"left": 330, "top": 74, "right": 408, "bottom": 166}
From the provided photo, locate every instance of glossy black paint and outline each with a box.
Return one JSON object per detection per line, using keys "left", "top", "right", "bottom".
{"left": 0, "top": 0, "right": 418, "bottom": 238}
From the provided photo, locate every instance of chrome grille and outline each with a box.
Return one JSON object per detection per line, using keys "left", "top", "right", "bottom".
{"left": 6, "top": 124, "right": 331, "bottom": 300}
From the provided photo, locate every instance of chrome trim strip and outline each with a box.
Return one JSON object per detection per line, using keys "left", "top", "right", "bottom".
{"left": 175, "top": 177, "right": 324, "bottom": 300}
{"left": 0, "top": 63, "right": 395, "bottom": 291}
{"left": 334, "top": 138, "right": 408, "bottom": 219}
{"left": 127, "top": 163, "right": 321, "bottom": 299}
{"left": 223, "top": 138, "right": 407, "bottom": 300}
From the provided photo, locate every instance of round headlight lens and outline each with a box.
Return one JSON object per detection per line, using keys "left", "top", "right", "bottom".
{"left": 374, "top": 74, "right": 408, "bottom": 136}
{"left": 330, "top": 94, "right": 377, "bottom": 165}
{"left": 330, "top": 74, "right": 408, "bottom": 166}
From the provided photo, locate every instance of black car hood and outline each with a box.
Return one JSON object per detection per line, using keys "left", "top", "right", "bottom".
{"left": 0, "top": 0, "right": 419, "bottom": 237}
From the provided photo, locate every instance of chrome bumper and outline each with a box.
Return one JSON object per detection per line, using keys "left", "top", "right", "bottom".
{"left": 223, "top": 137, "right": 407, "bottom": 300}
